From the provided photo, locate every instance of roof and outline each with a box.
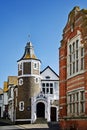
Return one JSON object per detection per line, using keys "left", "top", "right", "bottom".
{"left": 0, "top": 88, "right": 3, "bottom": 94}
{"left": 8, "top": 76, "right": 18, "bottom": 85}
{"left": 3, "top": 76, "right": 18, "bottom": 92}
{"left": 40, "top": 66, "right": 59, "bottom": 77}
{"left": 40, "top": 66, "right": 59, "bottom": 80}
{"left": 17, "top": 42, "right": 41, "bottom": 62}
{"left": 3, "top": 81, "right": 8, "bottom": 92}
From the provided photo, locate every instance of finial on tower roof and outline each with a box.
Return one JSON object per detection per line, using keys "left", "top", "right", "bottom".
{"left": 28, "top": 34, "right": 30, "bottom": 42}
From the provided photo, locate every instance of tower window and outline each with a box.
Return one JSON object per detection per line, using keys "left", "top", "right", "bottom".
{"left": 35, "top": 77, "right": 39, "bottom": 83}
{"left": 19, "top": 78, "right": 23, "bottom": 85}
{"left": 19, "top": 101, "right": 24, "bottom": 111}
{"left": 33, "top": 62, "right": 38, "bottom": 69}
{"left": 34, "top": 63, "right": 37, "bottom": 68}
{"left": 18, "top": 63, "right": 22, "bottom": 71}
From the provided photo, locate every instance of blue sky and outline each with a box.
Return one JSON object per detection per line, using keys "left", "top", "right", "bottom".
{"left": 0, "top": 0, "right": 87, "bottom": 88}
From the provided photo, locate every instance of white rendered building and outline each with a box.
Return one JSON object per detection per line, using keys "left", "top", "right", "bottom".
{"left": 0, "top": 88, "right": 3, "bottom": 118}
{"left": 31, "top": 66, "right": 59, "bottom": 123}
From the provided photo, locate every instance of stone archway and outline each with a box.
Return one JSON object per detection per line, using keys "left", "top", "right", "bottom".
{"left": 36, "top": 102, "right": 45, "bottom": 118}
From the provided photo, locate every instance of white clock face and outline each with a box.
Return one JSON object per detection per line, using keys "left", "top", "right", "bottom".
{"left": 19, "top": 78, "right": 23, "bottom": 85}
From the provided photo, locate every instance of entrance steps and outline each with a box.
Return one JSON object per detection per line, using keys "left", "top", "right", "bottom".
{"left": 35, "top": 118, "right": 47, "bottom": 124}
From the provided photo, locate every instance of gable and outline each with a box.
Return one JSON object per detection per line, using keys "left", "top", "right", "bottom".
{"left": 40, "top": 66, "right": 59, "bottom": 80}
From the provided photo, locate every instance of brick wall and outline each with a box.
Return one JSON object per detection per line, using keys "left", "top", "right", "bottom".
{"left": 59, "top": 6, "right": 87, "bottom": 129}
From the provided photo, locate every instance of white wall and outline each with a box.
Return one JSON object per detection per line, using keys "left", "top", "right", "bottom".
{"left": 3, "top": 93, "right": 8, "bottom": 105}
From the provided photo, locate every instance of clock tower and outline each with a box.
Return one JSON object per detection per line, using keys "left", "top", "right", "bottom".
{"left": 15, "top": 42, "right": 41, "bottom": 122}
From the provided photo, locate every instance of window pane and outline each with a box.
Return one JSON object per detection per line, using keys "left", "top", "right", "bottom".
{"left": 81, "top": 58, "right": 84, "bottom": 70}
{"left": 42, "top": 88, "right": 45, "bottom": 94}
{"left": 70, "top": 64, "right": 72, "bottom": 75}
{"left": 69, "top": 45, "right": 72, "bottom": 53}
{"left": 73, "top": 62, "right": 75, "bottom": 73}
{"left": 76, "top": 40, "right": 78, "bottom": 48}
{"left": 81, "top": 91, "right": 84, "bottom": 100}
{"left": 46, "top": 83, "right": 49, "bottom": 87}
{"left": 42, "top": 83, "right": 45, "bottom": 87}
{"left": 70, "top": 95, "right": 72, "bottom": 102}
{"left": 73, "top": 42, "right": 75, "bottom": 52}
{"left": 0, "top": 95, "right": 2, "bottom": 100}
{"left": 50, "top": 83, "right": 53, "bottom": 87}
{"left": 81, "top": 102, "right": 84, "bottom": 113}
{"left": 46, "top": 88, "right": 49, "bottom": 94}
{"left": 76, "top": 60, "right": 78, "bottom": 72}
{"left": 70, "top": 104, "right": 72, "bottom": 113}
{"left": 73, "top": 103, "right": 75, "bottom": 113}
{"left": 76, "top": 50, "right": 78, "bottom": 59}
{"left": 76, "top": 92, "right": 79, "bottom": 101}
{"left": 50, "top": 88, "right": 53, "bottom": 94}
{"left": 69, "top": 55, "right": 72, "bottom": 62}
{"left": 81, "top": 48, "right": 84, "bottom": 56}
{"left": 77, "top": 103, "right": 79, "bottom": 113}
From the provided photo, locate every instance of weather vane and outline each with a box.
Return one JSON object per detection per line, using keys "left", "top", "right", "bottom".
{"left": 28, "top": 34, "right": 30, "bottom": 42}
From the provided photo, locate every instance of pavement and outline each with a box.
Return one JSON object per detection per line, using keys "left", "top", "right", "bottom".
{"left": 0, "top": 118, "right": 13, "bottom": 125}
{"left": 18, "top": 123, "right": 49, "bottom": 129}
{"left": 0, "top": 118, "right": 60, "bottom": 129}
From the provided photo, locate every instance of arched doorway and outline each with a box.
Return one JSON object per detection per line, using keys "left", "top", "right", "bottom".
{"left": 36, "top": 102, "right": 45, "bottom": 118}
{"left": 51, "top": 107, "right": 57, "bottom": 121}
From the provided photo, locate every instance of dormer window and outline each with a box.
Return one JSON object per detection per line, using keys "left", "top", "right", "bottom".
{"left": 45, "top": 76, "right": 50, "bottom": 79}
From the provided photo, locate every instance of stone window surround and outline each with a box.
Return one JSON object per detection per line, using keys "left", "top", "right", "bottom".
{"left": 67, "top": 31, "right": 84, "bottom": 79}
{"left": 42, "top": 82, "right": 54, "bottom": 94}
{"left": 67, "top": 87, "right": 85, "bottom": 116}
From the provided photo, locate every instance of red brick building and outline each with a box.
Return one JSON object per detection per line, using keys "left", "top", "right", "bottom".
{"left": 59, "top": 6, "right": 87, "bottom": 130}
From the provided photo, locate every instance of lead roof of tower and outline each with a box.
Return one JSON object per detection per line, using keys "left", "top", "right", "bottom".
{"left": 17, "top": 41, "right": 41, "bottom": 62}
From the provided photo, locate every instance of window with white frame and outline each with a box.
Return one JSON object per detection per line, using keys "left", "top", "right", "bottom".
{"left": 81, "top": 47, "right": 84, "bottom": 70}
{"left": 67, "top": 89, "right": 85, "bottom": 116}
{"left": 33, "top": 62, "right": 38, "bottom": 69}
{"left": 67, "top": 38, "right": 84, "bottom": 77}
{"left": 42, "top": 82, "right": 53, "bottom": 94}
{"left": 19, "top": 101, "right": 24, "bottom": 111}
{"left": 18, "top": 63, "right": 22, "bottom": 71}
{"left": 8, "top": 87, "right": 11, "bottom": 98}
{"left": 35, "top": 77, "right": 39, "bottom": 83}
{"left": 0, "top": 95, "right": 2, "bottom": 100}
{"left": 19, "top": 78, "right": 23, "bottom": 86}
